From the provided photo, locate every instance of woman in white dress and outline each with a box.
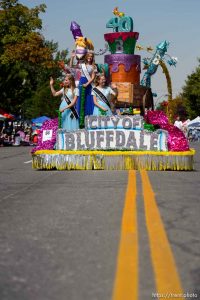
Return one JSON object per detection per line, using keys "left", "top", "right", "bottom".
{"left": 50, "top": 74, "right": 79, "bottom": 131}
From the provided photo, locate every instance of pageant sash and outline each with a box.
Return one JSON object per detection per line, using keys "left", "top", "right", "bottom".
{"left": 81, "top": 63, "right": 94, "bottom": 87}
{"left": 92, "top": 87, "right": 111, "bottom": 108}
{"left": 64, "top": 93, "right": 79, "bottom": 120}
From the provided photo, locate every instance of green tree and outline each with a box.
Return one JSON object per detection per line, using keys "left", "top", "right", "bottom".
{"left": 24, "top": 49, "right": 69, "bottom": 119}
{"left": 157, "top": 96, "right": 188, "bottom": 122}
{"left": 0, "top": 0, "right": 65, "bottom": 117}
{"left": 24, "top": 82, "right": 60, "bottom": 119}
{"left": 169, "top": 95, "right": 188, "bottom": 121}
{"left": 182, "top": 59, "right": 200, "bottom": 119}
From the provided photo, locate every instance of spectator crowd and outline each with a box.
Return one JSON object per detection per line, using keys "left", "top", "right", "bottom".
{"left": 0, "top": 122, "right": 35, "bottom": 147}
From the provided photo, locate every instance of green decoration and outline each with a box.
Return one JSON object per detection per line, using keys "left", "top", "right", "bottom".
{"left": 79, "top": 86, "right": 86, "bottom": 128}
{"left": 144, "top": 123, "right": 155, "bottom": 132}
{"left": 129, "top": 106, "right": 133, "bottom": 114}
{"left": 56, "top": 110, "right": 62, "bottom": 128}
{"left": 123, "top": 37, "right": 136, "bottom": 54}
{"left": 109, "top": 42, "right": 116, "bottom": 54}
{"left": 99, "top": 108, "right": 107, "bottom": 116}
{"left": 96, "top": 63, "right": 109, "bottom": 77}
{"left": 107, "top": 37, "right": 136, "bottom": 54}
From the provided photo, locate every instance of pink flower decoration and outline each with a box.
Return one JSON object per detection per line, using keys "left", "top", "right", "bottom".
{"left": 145, "top": 110, "right": 189, "bottom": 151}
{"left": 145, "top": 110, "right": 169, "bottom": 126}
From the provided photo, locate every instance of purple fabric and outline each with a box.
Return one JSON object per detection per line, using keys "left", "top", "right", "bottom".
{"left": 104, "top": 54, "right": 141, "bottom": 72}
{"left": 75, "top": 48, "right": 87, "bottom": 55}
{"left": 31, "top": 118, "right": 58, "bottom": 153}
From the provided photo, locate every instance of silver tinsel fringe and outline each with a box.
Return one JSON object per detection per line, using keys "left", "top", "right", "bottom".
{"left": 32, "top": 153, "right": 194, "bottom": 171}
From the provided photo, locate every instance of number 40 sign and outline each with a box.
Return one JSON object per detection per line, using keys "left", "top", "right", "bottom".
{"left": 106, "top": 16, "right": 133, "bottom": 32}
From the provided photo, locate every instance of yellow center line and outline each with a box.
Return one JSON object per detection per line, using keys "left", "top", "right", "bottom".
{"left": 112, "top": 170, "right": 138, "bottom": 300}
{"left": 140, "top": 170, "right": 184, "bottom": 300}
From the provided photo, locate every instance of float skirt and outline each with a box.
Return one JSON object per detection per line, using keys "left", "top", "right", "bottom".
{"left": 32, "top": 149, "right": 195, "bottom": 171}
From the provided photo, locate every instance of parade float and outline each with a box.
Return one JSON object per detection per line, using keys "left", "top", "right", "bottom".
{"left": 32, "top": 9, "right": 195, "bottom": 171}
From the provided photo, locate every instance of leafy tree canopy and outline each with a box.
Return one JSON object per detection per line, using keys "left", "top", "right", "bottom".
{"left": 182, "top": 59, "right": 200, "bottom": 119}
{"left": 0, "top": 0, "right": 53, "bottom": 67}
{"left": 0, "top": 0, "right": 68, "bottom": 118}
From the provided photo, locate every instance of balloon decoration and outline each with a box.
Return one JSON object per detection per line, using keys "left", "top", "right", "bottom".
{"left": 70, "top": 21, "right": 83, "bottom": 40}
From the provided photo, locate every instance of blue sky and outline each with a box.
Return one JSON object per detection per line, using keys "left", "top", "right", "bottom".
{"left": 21, "top": 0, "right": 200, "bottom": 102}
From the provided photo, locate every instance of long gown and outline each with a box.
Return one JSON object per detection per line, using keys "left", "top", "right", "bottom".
{"left": 92, "top": 86, "right": 114, "bottom": 116}
{"left": 59, "top": 87, "right": 79, "bottom": 131}
{"left": 76, "top": 64, "right": 96, "bottom": 117}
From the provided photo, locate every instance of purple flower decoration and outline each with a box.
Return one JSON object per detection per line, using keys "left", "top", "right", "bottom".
{"left": 31, "top": 118, "right": 58, "bottom": 153}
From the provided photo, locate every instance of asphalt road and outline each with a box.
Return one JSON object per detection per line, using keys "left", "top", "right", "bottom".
{"left": 0, "top": 144, "right": 199, "bottom": 300}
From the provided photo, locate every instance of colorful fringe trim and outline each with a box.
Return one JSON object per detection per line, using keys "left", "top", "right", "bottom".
{"left": 32, "top": 149, "right": 195, "bottom": 171}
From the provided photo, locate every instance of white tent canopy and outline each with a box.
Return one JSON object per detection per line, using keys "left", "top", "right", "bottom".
{"left": 187, "top": 116, "right": 200, "bottom": 127}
